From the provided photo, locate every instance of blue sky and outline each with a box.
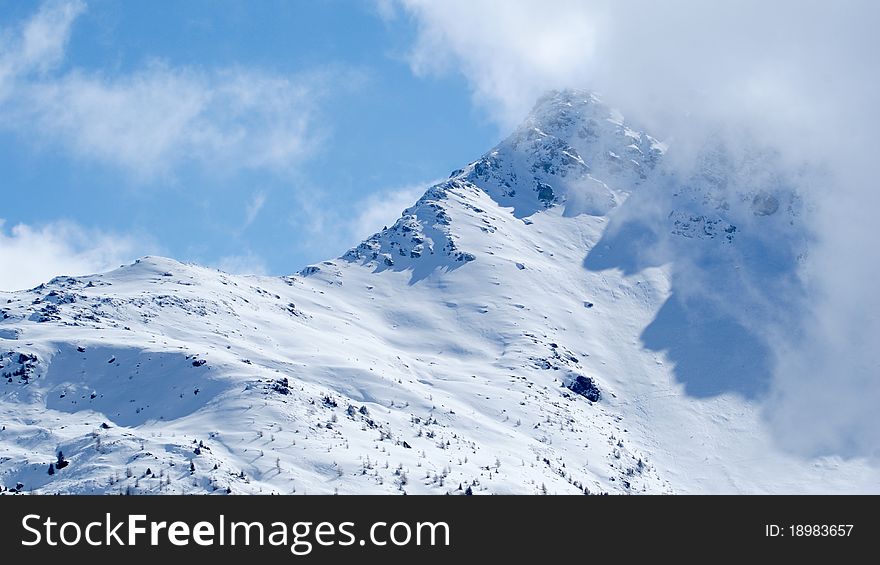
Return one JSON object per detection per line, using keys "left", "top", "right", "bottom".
{"left": 0, "top": 0, "right": 499, "bottom": 288}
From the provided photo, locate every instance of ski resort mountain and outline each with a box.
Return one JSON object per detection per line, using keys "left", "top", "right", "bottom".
{"left": 1, "top": 90, "right": 876, "bottom": 494}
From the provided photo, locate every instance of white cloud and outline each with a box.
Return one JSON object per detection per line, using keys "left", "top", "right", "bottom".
{"left": 349, "top": 181, "right": 435, "bottom": 241}
{"left": 398, "top": 0, "right": 597, "bottom": 129}
{"left": 394, "top": 0, "right": 879, "bottom": 153}
{"left": 242, "top": 191, "right": 268, "bottom": 230}
{"left": 0, "top": 219, "right": 152, "bottom": 291}
{"left": 12, "top": 0, "right": 84, "bottom": 74}
{"left": 393, "top": 0, "right": 880, "bottom": 457}
{"left": 0, "top": 1, "right": 327, "bottom": 179}
{"left": 287, "top": 180, "right": 433, "bottom": 263}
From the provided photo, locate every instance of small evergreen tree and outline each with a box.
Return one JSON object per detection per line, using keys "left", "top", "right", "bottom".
{"left": 47, "top": 463, "right": 55, "bottom": 475}
{"left": 55, "top": 451, "right": 68, "bottom": 469}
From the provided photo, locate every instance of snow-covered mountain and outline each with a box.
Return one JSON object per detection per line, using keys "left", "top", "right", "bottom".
{"left": 1, "top": 90, "right": 876, "bottom": 494}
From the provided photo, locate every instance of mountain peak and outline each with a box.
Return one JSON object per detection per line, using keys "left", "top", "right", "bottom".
{"left": 337, "top": 90, "right": 664, "bottom": 281}
{"left": 455, "top": 89, "right": 663, "bottom": 219}
{"left": 526, "top": 89, "right": 610, "bottom": 132}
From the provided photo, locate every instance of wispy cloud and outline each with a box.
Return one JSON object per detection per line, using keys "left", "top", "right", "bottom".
{"left": 2, "top": 0, "right": 85, "bottom": 76}
{"left": 215, "top": 252, "right": 269, "bottom": 276}
{"left": 0, "top": 218, "right": 154, "bottom": 291}
{"left": 0, "top": 1, "right": 329, "bottom": 180}
{"left": 373, "top": 0, "right": 399, "bottom": 21}
{"left": 242, "top": 191, "right": 268, "bottom": 230}
{"left": 349, "top": 181, "right": 434, "bottom": 241}
{"left": 288, "top": 180, "right": 434, "bottom": 262}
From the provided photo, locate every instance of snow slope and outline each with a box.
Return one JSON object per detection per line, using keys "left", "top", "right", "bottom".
{"left": 1, "top": 90, "right": 876, "bottom": 494}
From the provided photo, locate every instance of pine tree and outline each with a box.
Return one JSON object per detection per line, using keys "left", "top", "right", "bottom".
{"left": 47, "top": 463, "right": 55, "bottom": 475}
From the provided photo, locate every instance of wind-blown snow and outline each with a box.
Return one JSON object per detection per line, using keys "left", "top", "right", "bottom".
{"left": 1, "top": 90, "right": 876, "bottom": 494}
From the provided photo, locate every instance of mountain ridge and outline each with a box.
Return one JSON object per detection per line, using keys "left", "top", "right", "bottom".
{"left": 1, "top": 89, "right": 876, "bottom": 494}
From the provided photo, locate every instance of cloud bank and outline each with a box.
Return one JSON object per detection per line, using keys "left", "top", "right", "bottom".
{"left": 392, "top": 0, "right": 880, "bottom": 458}
{"left": 0, "top": 1, "right": 326, "bottom": 179}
